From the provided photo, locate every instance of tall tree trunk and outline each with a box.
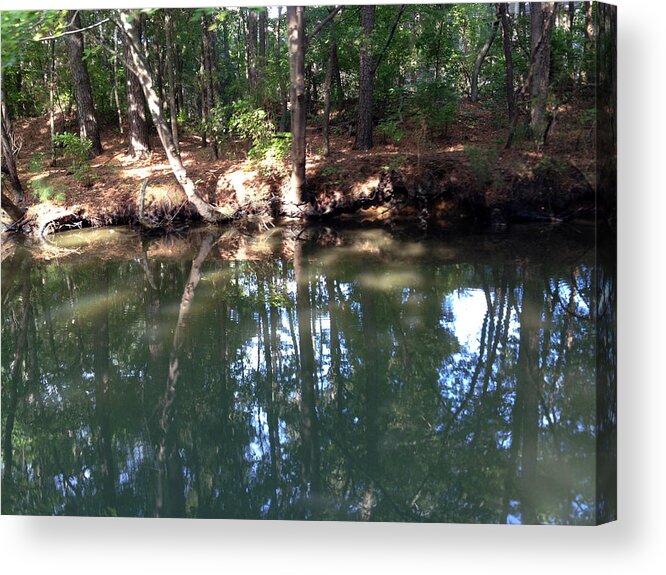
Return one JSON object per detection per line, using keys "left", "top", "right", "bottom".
{"left": 65, "top": 10, "right": 103, "bottom": 156}
{"left": 120, "top": 10, "right": 221, "bottom": 222}
{"left": 247, "top": 8, "right": 258, "bottom": 96}
{"left": 258, "top": 9, "right": 267, "bottom": 92}
{"left": 202, "top": 13, "right": 219, "bottom": 160}
{"left": 354, "top": 5, "right": 376, "bottom": 151}
{"left": 199, "top": 50, "right": 207, "bottom": 148}
{"left": 529, "top": 2, "right": 556, "bottom": 143}
{"left": 499, "top": 3, "right": 516, "bottom": 121}
{"left": 285, "top": 6, "right": 306, "bottom": 210}
{"left": 124, "top": 15, "right": 151, "bottom": 159}
{"left": 165, "top": 10, "right": 180, "bottom": 154}
{"left": 470, "top": 16, "right": 499, "bottom": 102}
{"left": 49, "top": 40, "right": 58, "bottom": 165}
{"left": 322, "top": 17, "right": 337, "bottom": 157}
{"left": 112, "top": 29, "right": 123, "bottom": 135}
{"left": 1, "top": 83, "right": 24, "bottom": 202}
{"left": 332, "top": 39, "right": 343, "bottom": 108}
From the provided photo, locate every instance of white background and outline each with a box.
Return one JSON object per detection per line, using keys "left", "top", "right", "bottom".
{"left": 2, "top": 1, "right": 664, "bottom": 573}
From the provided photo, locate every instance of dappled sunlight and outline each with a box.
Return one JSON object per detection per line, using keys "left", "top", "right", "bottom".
{"left": 2, "top": 223, "right": 604, "bottom": 522}
{"left": 350, "top": 175, "right": 380, "bottom": 198}
{"left": 51, "top": 227, "right": 137, "bottom": 249}
{"left": 359, "top": 269, "right": 423, "bottom": 290}
{"left": 52, "top": 288, "right": 136, "bottom": 322}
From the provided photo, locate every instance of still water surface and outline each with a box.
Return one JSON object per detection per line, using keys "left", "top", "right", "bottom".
{"left": 1, "top": 224, "right": 610, "bottom": 523}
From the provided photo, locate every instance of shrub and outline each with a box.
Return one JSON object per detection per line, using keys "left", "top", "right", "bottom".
{"left": 52, "top": 133, "right": 95, "bottom": 187}
{"left": 409, "top": 79, "right": 458, "bottom": 140}
{"left": 30, "top": 179, "right": 65, "bottom": 203}
{"left": 208, "top": 99, "right": 291, "bottom": 169}
{"left": 376, "top": 117, "right": 406, "bottom": 144}
{"left": 464, "top": 145, "right": 497, "bottom": 186}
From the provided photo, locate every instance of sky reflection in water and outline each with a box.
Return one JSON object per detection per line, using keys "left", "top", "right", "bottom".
{"left": 1, "top": 224, "right": 609, "bottom": 524}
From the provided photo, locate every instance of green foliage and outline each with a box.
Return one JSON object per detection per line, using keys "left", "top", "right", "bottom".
{"left": 464, "top": 145, "right": 497, "bottom": 186}
{"left": 30, "top": 178, "right": 65, "bottom": 203}
{"left": 320, "top": 165, "right": 348, "bottom": 184}
{"left": 27, "top": 152, "right": 48, "bottom": 173}
{"left": 209, "top": 99, "right": 291, "bottom": 167}
{"left": 376, "top": 117, "right": 406, "bottom": 144}
{"left": 409, "top": 80, "right": 458, "bottom": 139}
{"left": 381, "top": 155, "right": 407, "bottom": 172}
{"left": 535, "top": 154, "right": 567, "bottom": 178}
{"left": 209, "top": 99, "right": 267, "bottom": 143}
{"left": 52, "top": 133, "right": 95, "bottom": 187}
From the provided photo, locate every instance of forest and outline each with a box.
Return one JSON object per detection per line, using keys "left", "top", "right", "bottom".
{"left": 0, "top": 3, "right": 616, "bottom": 237}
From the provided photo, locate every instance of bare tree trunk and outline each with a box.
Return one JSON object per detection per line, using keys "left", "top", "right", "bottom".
{"left": 322, "top": 17, "right": 337, "bottom": 157}
{"left": 470, "top": 16, "right": 499, "bottom": 102}
{"left": 124, "top": 15, "right": 151, "bottom": 159}
{"left": 112, "top": 29, "right": 123, "bottom": 135}
{"left": 1, "top": 85, "right": 23, "bottom": 202}
{"left": 202, "top": 13, "right": 219, "bottom": 160}
{"left": 120, "top": 10, "right": 221, "bottom": 222}
{"left": 353, "top": 4, "right": 403, "bottom": 151}
{"left": 49, "top": 40, "right": 58, "bottom": 165}
{"left": 199, "top": 51, "right": 207, "bottom": 148}
{"left": 285, "top": 6, "right": 307, "bottom": 210}
{"left": 332, "top": 39, "right": 343, "bottom": 108}
{"left": 258, "top": 9, "right": 267, "bottom": 92}
{"left": 1, "top": 192, "right": 25, "bottom": 221}
{"left": 499, "top": 3, "right": 516, "bottom": 121}
{"left": 165, "top": 10, "right": 180, "bottom": 154}
{"left": 529, "top": 2, "right": 556, "bottom": 143}
{"left": 65, "top": 10, "right": 103, "bottom": 156}
{"left": 247, "top": 8, "right": 258, "bottom": 96}
{"left": 353, "top": 5, "right": 376, "bottom": 151}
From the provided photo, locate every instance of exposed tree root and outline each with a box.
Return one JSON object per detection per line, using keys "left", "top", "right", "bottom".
{"left": 34, "top": 205, "right": 87, "bottom": 238}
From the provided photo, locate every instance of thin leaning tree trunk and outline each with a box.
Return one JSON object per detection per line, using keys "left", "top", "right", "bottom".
{"left": 112, "top": 28, "right": 123, "bottom": 134}
{"left": 165, "top": 10, "right": 180, "bottom": 154}
{"left": 119, "top": 10, "right": 221, "bottom": 222}
{"left": 470, "top": 16, "right": 500, "bottom": 102}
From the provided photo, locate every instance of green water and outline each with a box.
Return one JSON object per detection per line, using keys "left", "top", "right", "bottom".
{"left": 0, "top": 224, "right": 614, "bottom": 523}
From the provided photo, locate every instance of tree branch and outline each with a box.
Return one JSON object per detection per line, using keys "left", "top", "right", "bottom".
{"left": 36, "top": 17, "right": 110, "bottom": 42}
{"left": 306, "top": 6, "right": 343, "bottom": 45}
{"left": 372, "top": 4, "right": 405, "bottom": 75}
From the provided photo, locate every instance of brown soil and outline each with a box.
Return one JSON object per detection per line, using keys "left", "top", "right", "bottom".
{"left": 6, "top": 99, "right": 597, "bottom": 236}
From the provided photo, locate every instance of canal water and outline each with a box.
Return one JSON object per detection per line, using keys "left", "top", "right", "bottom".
{"left": 0, "top": 223, "right": 615, "bottom": 523}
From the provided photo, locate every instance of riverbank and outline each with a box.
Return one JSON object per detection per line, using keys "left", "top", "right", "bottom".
{"left": 3, "top": 99, "right": 599, "bottom": 237}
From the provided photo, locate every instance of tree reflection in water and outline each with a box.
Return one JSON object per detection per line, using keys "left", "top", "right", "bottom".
{"left": 1, "top": 225, "right": 612, "bottom": 524}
